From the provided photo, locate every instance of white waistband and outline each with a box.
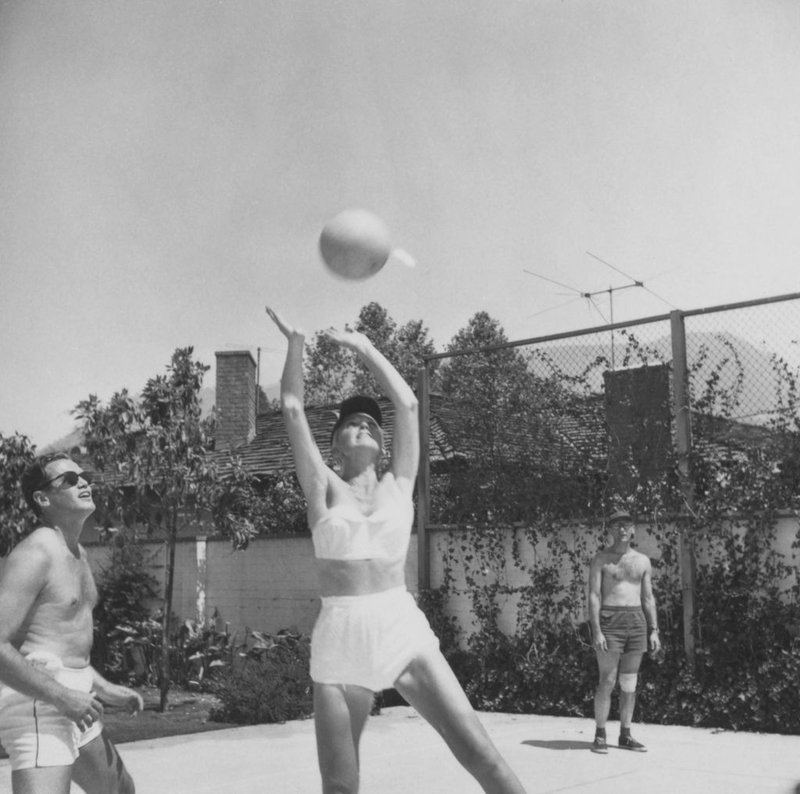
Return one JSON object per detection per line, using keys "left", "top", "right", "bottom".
{"left": 320, "top": 585, "right": 408, "bottom": 606}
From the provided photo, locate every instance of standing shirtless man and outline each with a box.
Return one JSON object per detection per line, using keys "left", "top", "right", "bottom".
{"left": 587, "top": 510, "right": 661, "bottom": 754}
{"left": 0, "top": 452, "right": 142, "bottom": 793}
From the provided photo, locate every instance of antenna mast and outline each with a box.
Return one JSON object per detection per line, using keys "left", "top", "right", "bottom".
{"left": 255, "top": 347, "right": 261, "bottom": 415}
{"left": 523, "top": 252, "right": 646, "bottom": 370}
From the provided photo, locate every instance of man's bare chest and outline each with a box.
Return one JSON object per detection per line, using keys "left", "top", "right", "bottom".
{"left": 601, "top": 554, "right": 645, "bottom": 584}
{"left": 43, "top": 555, "right": 98, "bottom": 613}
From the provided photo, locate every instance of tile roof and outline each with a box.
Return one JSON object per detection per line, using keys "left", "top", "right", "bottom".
{"left": 220, "top": 392, "right": 610, "bottom": 478}
{"left": 212, "top": 395, "right": 465, "bottom": 475}
{"left": 73, "top": 391, "right": 787, "bottom": 485}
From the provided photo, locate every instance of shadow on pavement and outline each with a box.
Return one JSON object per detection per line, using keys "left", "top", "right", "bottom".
{"left": 522, "top": 739, "right": 593, "bottom": 751}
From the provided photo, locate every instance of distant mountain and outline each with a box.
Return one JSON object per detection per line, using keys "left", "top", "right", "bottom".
{"left": 199, "top": 386, "right": 215, "bottom": 415}
{"left": 39, "top": 427, "right": 84, "bottom": 455}
{"left": 528, "top": 331, "right": 792, "bottom": 422}
{"left": 199, "top": 381, "right": 280, "bottom": 416}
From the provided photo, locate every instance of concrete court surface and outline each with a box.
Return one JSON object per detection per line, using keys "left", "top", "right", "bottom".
{"left": 2, "top": 707, "right": 799, "bottom": 793}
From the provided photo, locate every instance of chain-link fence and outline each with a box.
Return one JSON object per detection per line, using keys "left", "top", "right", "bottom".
{"left": 685, "top": 297, "right": 800, "bottom": 427}
{"left": 683, "top": 297, "right": 800, "bottom": 514}
{"left": 418, "top": 292, "right": 800, "bottom": 533}
{"left": 416, "top": 293, "right": 800, "bottom": 729}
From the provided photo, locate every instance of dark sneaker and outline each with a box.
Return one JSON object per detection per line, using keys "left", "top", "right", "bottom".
{"left": 591, "top": 736, "right": 609, "bottom": 754}
{"left": 619, "top": 734, "right": 647, "bottom": 752}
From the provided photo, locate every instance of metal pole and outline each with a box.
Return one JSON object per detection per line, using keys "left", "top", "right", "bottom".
{"left": 670, "top": 310, "right": 696, "bottom": 668}
{"left": 416, "top": 364, "right": 431, "bottom": 590}
{"left": 255, "top": 347, "right": 261, "bottom": 415}
{"left": 609, "top": 287, "right": 615, "bottom": 370}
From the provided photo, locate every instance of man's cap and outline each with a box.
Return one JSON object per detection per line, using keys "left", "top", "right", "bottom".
{"left": 330, "top": 395, "right": 383, "bottom": 442}
{"left": 607, "top": 510, "right": 634, "bottom": 525}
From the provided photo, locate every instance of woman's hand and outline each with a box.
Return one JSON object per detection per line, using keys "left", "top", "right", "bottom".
{"left": 323, "top": 327, "right": 371, "bottom": 353}
{"left": 266, "top": 307, "right": 304, "bottom": 342}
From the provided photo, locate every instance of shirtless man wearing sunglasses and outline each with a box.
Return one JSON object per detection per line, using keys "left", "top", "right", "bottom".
{"left": 0, "top": 453, "right": 142, "bottom": 794}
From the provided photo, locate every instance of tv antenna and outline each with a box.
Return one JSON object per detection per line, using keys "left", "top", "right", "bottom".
{"left": 583, "top": 251, "right": 645, "bottom": 328}
{"left": 524, "top": 252, "right": 650, "bottom": 369}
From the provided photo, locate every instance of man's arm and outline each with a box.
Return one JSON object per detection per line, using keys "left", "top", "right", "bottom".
{"left": 640, "top": 559, "right": 661, "bottom": 654}
{"left": 90, "top": 668, "right": 144, "bottom": 714}
{"left": 0, "top": 538, "right": 103, "bottom": 729}
{"left": 587, "top": 555, "right": 607, "bottom": 652}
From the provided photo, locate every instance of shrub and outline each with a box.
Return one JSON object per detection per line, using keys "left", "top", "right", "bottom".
{"left": 209, "top": 628, "right": 313, "bottom": 724}
{"left": 92, "top": 540, "right": 160, "bottom": 684}
{"left": 0, "top": 432, "right": 36, "bottom": 556}
{"left": 635, "top": 578, "right": 800, "bottom": 734}
{"left": 444, "top": 619, "right": 595, "bottom": 717}
{"left": 173, "top": 617, "right": 237, "bottom": 689}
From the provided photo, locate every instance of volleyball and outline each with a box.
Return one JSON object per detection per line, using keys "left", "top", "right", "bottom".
{"left": 319, "top": 209, "right": 399, "bottom": 280}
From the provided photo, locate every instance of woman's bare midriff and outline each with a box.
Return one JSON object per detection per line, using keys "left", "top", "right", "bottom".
{"left": 317, "top": 557, "right": 406, "bottom": 597}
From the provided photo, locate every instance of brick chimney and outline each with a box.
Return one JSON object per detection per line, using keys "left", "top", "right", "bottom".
{"left": 215, "top": 350, "right": 257, "bottom": 449}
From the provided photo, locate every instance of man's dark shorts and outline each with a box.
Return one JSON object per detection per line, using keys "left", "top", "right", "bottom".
{"left": 598, "top": 606, "right": 647, "bottom": 654}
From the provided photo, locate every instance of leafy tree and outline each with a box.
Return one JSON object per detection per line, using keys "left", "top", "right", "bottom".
{"left": 439, "top": 311, "right": 528, "bottom": 404}
{"left": 352, "top": 303, "right": 438, "bottom": 394}
{"left": 303, "top": 331, "right": 352, "bottom": 405}
{"left": 246, "top": 471, "right": 308, "bottom": 535}
{"left": 211, "top": 461, "right": 307, "bottom": 543}
{"left": 436, "top": 312, "right": 551, "bottom": 523}
{"left": 74, "top": 347, "right": 253, "bottom": 711}
{"left": 304, "top": 302, "right": 437, "bottom": 404}
{"left": 0, "top": 432, "right": 37, "bottom": 556}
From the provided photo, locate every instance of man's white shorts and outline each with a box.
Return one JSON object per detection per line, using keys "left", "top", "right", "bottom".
{"left": 0, "top": 652, "right": 102, "bottom": 771}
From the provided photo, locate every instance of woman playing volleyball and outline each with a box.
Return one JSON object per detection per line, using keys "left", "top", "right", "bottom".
{"left": 266, "top": 307, "right": 527, "bottom": 794}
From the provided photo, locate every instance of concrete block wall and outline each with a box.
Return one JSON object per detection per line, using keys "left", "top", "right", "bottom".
{"left": 81, "top": 515, "right": 799, "bottom": 645}
{"left": 427, "top": 525, "right": 601, "bottom": 638}
{"left": 203, "top": 536, "right": 319, "bottom": 635}
{"left": 85, "top": 534, "right": 418, "bottom": 639}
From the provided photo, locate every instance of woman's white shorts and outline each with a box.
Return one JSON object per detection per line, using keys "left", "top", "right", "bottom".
{"left": 311, "top": 586, "right": 440, "bottom": 692}
{"left": 0, "top": 652, "right": 102, "bottom": 771}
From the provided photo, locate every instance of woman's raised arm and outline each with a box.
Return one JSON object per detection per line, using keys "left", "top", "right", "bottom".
{"left": 266, "top": 308, "right": 330, "bottom": 511}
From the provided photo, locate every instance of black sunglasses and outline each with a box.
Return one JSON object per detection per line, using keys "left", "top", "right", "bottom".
{"left": 40, "top": 470, "right": 93, "bottom": 490}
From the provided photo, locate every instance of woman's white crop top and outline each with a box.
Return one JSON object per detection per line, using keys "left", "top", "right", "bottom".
{"left": 311, "top": 499, "right": 414, "bottom": 562}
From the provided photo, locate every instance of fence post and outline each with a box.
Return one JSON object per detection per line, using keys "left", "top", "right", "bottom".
{"left": 196, "top": 535, "right": 207, "bottom": 625}
{"left": 670, "top": 310, "right": 697, "bottom": 667}
{"left": 417, "top": 363, "right": 431, "bottom": 590}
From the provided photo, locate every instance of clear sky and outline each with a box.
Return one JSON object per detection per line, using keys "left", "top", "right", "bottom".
{"left": 1, "top": 0, "right": 799, "bottom": 448}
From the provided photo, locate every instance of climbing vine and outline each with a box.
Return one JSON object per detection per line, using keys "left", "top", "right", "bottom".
{"left": 421, "top": 330, "right": 800, "bottom": 733}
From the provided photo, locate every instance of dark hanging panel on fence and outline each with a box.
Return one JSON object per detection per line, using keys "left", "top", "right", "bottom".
{"left": 604, "top": 363, "right": 672, "bottom": 497}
